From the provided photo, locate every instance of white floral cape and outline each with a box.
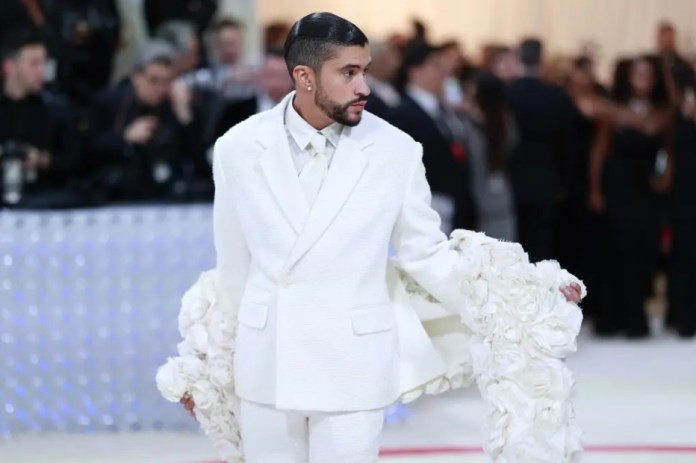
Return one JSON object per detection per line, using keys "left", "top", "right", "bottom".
{"left": 156, "top": 230, "right": 586, "bottom": 462}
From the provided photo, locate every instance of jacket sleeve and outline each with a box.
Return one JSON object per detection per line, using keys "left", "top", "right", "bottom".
{"left": 212, "top": 136, "right": 251, "bottom": 308}
{"left": 390, "top": 142, "right": 462, "bottom": 311}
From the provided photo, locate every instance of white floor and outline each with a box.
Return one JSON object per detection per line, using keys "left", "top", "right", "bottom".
{"left": 2, "top": 329, "right": 695, "bottom": 463}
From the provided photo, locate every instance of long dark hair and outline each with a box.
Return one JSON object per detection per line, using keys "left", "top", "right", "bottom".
{"left": 612, "top": 54, "right": 669, "bottom": 107}
{"left": 475, "top": 71, "right": 509, "bottom": 171}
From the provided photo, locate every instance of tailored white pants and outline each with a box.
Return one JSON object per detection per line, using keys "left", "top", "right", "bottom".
{"left": 240, "top": 400, "right": 385, "bottom": 463}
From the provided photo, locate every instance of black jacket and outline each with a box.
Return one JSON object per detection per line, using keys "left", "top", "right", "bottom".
{"left": 389, "top": 94, "right": 476, "bottom": 229}
{"left": 0, "top": 92, "right": 81, "bottom": 193}
{"left": 507, "top": 77, "right": 575, "bottom": 205}
{"left": 87, "top": 83, "right": 203, "bottom": 201}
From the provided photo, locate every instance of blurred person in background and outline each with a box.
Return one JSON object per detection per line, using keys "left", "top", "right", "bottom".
{"left": 0, "top": 1, "right": 54, "bottom": 61}
{"left": 87, "top": 41, "right": 203, "bottom": 203}
{"left": 144, "top": 0, "right": 218, "bottom": 52}
{"left": 558, "top": 56, "right": 612, "bottom": 321}
{"left": 205, "top": 16, "right": 245, "bottom": 68}
{"left": 656, "top": 20, "right": 691, "bottom": 106}
{"left": 391, "top": 40, "right": 476, "bottom": 232}
{"left": 486, "top": 46, "right": 521, "bottom": 84}
{"left": 365, "top": 40, "right": 401, "bottom": 120}
{"left": 154, "top": 20, "right": 200, "bottom": 76}
{"left": 46, "top": 0, "right": 121, "bottom": 108}
{"left": 0, "top": 29, "right": 81, "bottom": 209}
{"left": 588, "top": 55, "right": 673, "bottom": 338}
{"left": 0, "top": 1, "right": 121, "bottom": 106}
{"left": 507, "top": 38, "right": 575, "bottom": 262}
{"left": 264, "top": 21, "right": 291, "bottom": 52}
{"left": 180, "top": 17, "right": 258, "bottom": 150}
{"left": 439, "top": 40, "right": 467, "bottom": 108}
{"left": 668, "top": 68, "right": 696, "bottom": 339}
{"left": 212, "top": 48, "right": 294, "bottom": 147}
{"left": 460, "top": 69, "right": 517, "bottom": 241}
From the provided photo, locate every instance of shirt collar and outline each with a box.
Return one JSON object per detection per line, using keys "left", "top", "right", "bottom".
{"left": 285, "top": 96, "right": 343, "bottom": 150}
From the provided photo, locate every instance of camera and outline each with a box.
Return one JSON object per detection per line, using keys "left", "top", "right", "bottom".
{"left": 0, "top": 141, "right": 32, "bottom": 205}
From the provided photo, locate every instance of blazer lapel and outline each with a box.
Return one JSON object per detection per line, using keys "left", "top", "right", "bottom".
{"left": 257, "top": 93, "right": 309, "bottom": 234}
{"left": 286, "top": 126, "right": 372, "bottom": 268}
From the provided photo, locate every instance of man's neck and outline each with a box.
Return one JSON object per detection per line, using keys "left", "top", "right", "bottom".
{"left": 3, "top": 80, "right": 29, "bottom": 100}
{"left": 292, "top": 94, "right": 333, "bottom": 130}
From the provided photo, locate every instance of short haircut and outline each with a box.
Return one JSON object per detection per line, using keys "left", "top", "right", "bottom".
{"left": 395, "top": 39, "right": 440, "bottom": 90}
{"left": 133, "top": 40, "right": 175, "bottom": 73}
{"left": 0, "top": 28, "right": 45, "bottom": 62}
{"left": 658, "top": 20, "right": 675, "bottom": 33}
{"left": 519, "top": 38, "right": 543, "bottom": 67}
{"left": 210, "top": 16, "right": 243, "bottom": 35}
{"left": 283, "top": 12, "right": 368, "bottom": 79}
{"left": 154, "top": 20, "right": 197, "bottom": 54}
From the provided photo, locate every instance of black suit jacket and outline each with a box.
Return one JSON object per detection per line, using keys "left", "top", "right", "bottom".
{"left": 390, "top": 94, "right": 475, "bottom": 229}
{"left": 507, "top": 77, "right": 575, "bottom": 205}
{"left": 214, "top": 96, "right": 260, "bottom": 141}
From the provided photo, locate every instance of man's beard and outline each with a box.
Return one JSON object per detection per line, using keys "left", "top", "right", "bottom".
{"left": 315, "top": 84, "right": 367, "bottom": 127}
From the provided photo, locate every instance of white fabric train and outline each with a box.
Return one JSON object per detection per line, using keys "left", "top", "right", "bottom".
{"left": 156, "top": 229, "right": 586, "bottom": 463}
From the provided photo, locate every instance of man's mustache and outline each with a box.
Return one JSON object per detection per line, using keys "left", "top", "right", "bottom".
{"left": 344, "top": 96, "right": 368, "bottom": 108}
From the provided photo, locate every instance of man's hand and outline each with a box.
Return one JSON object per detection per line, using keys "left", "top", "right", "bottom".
{"left": 170, "top": 81, "right": 193, "bottom": 124}
{"left": 560, "top": 283, "right": 582, "bottom": 304}
{"left": 124, "top": 116, "right": 158, "bottom": 145}
{"left": 180, "top": 393, "right": 196, "bottom": 420}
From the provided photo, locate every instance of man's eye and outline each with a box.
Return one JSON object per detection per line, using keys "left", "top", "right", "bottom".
{"left": 345, "top": 70, "right": 355, "bottom": 77}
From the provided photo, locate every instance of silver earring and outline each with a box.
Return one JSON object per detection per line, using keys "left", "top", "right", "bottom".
{"left": 307, "top": 86, "right": 312, "bottom": 91}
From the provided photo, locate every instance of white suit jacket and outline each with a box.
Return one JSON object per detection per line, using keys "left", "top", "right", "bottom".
{"left": 212, "top": 92, "right": 463, "bottom": 412}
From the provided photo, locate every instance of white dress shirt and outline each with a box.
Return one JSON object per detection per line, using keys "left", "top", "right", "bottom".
{"left": 406, "top": 84, "right": 440, "bottom": 119}
{"left": 284, "top": 98, "right": 343, "bottom": 175}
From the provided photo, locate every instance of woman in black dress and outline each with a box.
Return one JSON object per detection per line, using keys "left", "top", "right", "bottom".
{"left": 588, "top": 55, "right": 673, "bottom": 338}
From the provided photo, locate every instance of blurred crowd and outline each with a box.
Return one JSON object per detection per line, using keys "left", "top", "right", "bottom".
{"left": 0, "top": 3, "right": 694, "bottom": 340}
{"left": 366, "top": 20, "right": 695, "bottom": 340}
{"left": 0, "top": 0, "right": 293, "bottom": 207}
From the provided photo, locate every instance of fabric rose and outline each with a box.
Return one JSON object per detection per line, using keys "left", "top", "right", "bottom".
{"left": 155, "top": 357, "right": 189, "bottom": 402}
{"left": 178, "top": 276, "right": 213, "bottom": 336}
{"left": 190, "top": 380, "right": 218, "bottom": 411}
{"left": 177, "top": 324, "right": 209, "bottom": 357}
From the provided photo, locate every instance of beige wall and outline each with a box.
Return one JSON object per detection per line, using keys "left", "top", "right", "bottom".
{"left": 258, "top": 0, "right": 696, "bottom": 82}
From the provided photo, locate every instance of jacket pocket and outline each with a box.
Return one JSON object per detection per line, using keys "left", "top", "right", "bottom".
{"left": 237, "top": 302, "right": 269, "bottom": 330}
{"left": 350, "top": 304, "right": 395, "bottom": 335}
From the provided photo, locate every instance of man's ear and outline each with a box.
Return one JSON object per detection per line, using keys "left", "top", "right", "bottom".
{"left": 293, "top": 65, "right": 317, "bottom": 92}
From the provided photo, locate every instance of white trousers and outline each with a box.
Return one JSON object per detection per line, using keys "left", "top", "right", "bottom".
{"left": 240, "top": 400, "right": 385, "bottom": 463}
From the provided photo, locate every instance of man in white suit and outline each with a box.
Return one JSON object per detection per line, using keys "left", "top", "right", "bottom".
{"left": 181, "top": 12, "right": 582, "bottom": 463}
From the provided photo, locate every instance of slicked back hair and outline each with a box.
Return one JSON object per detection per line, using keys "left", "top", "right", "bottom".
{"left": 283, "top": 12, "right": 368, "bottom": 81}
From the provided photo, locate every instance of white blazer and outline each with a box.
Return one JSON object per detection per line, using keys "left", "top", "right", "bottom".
{"left": 212, "top": 92, "right": 463, "bottom": 412}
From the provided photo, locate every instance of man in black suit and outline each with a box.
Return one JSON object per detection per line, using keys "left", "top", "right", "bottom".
{"left": 0, "top": 29, "right": 81, "bottom": 208}
{"left": 389, "top": 41, "right": 475, "bottom": 232}
{"left": 507, "top": 38, "right": 574, "bottom": 262}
